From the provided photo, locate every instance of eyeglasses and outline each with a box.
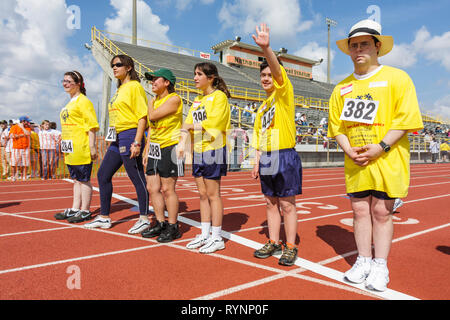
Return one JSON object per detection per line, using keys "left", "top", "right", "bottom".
{"left": 111, "top": 62, "right": 124, "bottom": 68}
{"left": 61, "top": 80, "right": 75, "bottom": 85}
{"left": 349, "top": 41, "right": 373, "bottom": 51}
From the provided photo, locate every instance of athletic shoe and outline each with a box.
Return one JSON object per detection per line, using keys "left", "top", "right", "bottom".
{"left": 344, "top": 256, "right": 372, "bottom": 284}
{"left": 128, "top": 217, "right": 150, "bottom": 234}
{"left": 157, "top": 223, "right": 182, "bottom": 243}
{"left": 199, "top": 237, "right": 225, "bottom": 254}
{"left": 365, "top": 261, "right": 390, "bottom": 292}
{"left": 254, "top": 240, "right": 282, "bottom": 259}
{"left": 54, "top": 209, "right": 79, "bottom": 220}
{"left": 83, "top": 216, "right": 112, "bottom": 229}
{"left": 186, "top": 234, "right": 209, "bottom": 249}
{"left": 278, "top": 245, "right": 298, "bottom": 266}
{"left": 393, "top": 198, "right": 404, "bottom": 212}
{"left": 141, "top": 220, "right": 167, "bottom": 238}
{"left": 67, "top": 210, "right": 92, "bottom": 223}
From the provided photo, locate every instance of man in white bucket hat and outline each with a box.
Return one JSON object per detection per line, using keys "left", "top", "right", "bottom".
{"left": 327, "top": 19, "right": 423, "bottom": 291}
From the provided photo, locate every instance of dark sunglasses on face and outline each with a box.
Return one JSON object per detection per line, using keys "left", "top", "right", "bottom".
{"left": 111, "top": 62, "right": 124, "bottom": 68}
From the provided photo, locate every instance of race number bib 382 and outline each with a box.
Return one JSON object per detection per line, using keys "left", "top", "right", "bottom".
{"left": 105, "top": 126, "right": 117, "bottom": 142}
{"left": 261, "top": 105, "right": 276, "bottom": 131}
{"left": 192, "top": 108, "right": 207, "bottom": 124}
{"left": 148, "top": 142, "right": 161, "bottom": 160}
{"left": 340, "top": 98, "right": 379, "bottom": 124}
{"left": 61, "top": 140, "right": 73, "bottom": 153}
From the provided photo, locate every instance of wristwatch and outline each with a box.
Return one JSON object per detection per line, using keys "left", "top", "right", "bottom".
{"left": 132, "top": 140, "right": 141, "bottom": 147}
{"left": 379, "top": 140, "right": 391, "bottom": 152}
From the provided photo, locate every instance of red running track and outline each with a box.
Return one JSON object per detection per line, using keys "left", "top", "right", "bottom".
{"left": 0, "top": 163, "right": 449, "bottom": 300}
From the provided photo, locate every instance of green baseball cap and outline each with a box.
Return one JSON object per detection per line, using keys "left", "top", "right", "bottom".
{"left": 145, "top": 68, "right": 176, "bottom": 85}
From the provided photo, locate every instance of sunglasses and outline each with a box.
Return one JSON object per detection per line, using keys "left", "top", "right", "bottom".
{"left": 111, "top": 62, "right": 124, "bottom": 68}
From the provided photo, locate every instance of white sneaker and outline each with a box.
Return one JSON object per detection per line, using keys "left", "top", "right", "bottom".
{"left": 365, "top": 261, "right": 390, "bottom": 292}
{"left": 393, "top": 198, "right": 404, "bottom": 212}
{"left": 186, "top": 234, "right": 209, "bottom": 249}
{"left": 128, "top": 218, "right": 150, "bottom": 234}
{"left": 84, "top": 216, "right": 112, "bottom": 229}
{"left": 199, "top": 237, "right": 225, "bottom": 254}
{"left": 344, "top": 256, "right": 372, "bottom": 284}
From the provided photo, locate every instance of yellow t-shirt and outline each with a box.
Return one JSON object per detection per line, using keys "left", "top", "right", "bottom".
{"left": 108, "top": 80, "right": 148, "bottom": 133}
{"left": 185, "top": 90, "right": 230, "bottom": 153}
{"left": 327, "top": 65, "right": 424, "bottom": 197}
{"left": 60, "top": 94, "right": 99, "bottom": 165}
{"left": 440, "top": 143, "right": 450, "bottom": 151}
{"left": 149, "top": 92, "right": 183, "bottom": 149}
{"left": 252, "top": 66, "right": 296, "bottom": 152}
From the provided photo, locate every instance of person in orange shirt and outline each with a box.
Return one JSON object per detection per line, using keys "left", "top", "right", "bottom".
{"left": 9, "top": 116, "right": 32, "bottom": 181}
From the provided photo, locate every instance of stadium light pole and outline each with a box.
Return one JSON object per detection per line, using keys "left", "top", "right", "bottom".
{"left": 132, "top": 0, "right": 137, "bottom": 45}
{"left": 326, "top": 17, "right": 337, "bottom": 84}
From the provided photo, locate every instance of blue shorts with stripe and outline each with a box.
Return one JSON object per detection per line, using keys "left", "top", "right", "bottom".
{"left": 259, "top": 148, "right": 302, "bottom": 198}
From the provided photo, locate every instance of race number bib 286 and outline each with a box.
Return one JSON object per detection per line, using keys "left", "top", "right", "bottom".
{"left": 105, "top": 126, "right": 117, "bottom": 142}
{"left": 340, "top": 98, "right": 379, "bottom": 124}
{"left": 261, "top": 105, "right": 275, "bottom": 131}
{"left": 148, "top": 142, "right": 161, "bottom": 160}
{"left": 61, "top": 140, "right": 73, "bottom": 153}
{"left": 192, "top": 109, "right": 207, "bottom": 124}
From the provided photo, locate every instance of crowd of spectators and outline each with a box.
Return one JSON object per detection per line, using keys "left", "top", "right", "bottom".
{"left": 0, "top": 117, "right": 62, "bottom": 181}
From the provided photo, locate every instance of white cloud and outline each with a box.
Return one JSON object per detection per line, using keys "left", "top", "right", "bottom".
{"left": 105, "top": 0, "right": 172, "bottom": 45}
{"left": 421, "top": 94, "right": 450, "bottom": 121}
{"left": 0, "top": 0, "right": 102, "bottom": 124}
{"left": 218, "top": 0, "right": 313, "bottom": 42}
{"left": 379, "top": 43, "right": 417, "bottom": 69}
{"left": 380, "top": 26, "right": 450, "bottom": 71}
{"left": 294, "top": 42, "right": 334, "bottom": 82}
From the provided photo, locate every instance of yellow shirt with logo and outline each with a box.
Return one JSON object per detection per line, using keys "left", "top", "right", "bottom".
{"left": 441, "top": 143, "right": 450, "bottom": 151}
{"left": 149, "top": 92, "right": 183, "bottom": 149}
{"left": 328, "top": 65, "right": 423, "bottom": 197}
{"left": 108, "top": 80, "right": 148, "bottom": 133}
{"left": 60, "top": 94, "right": 99, "bottom": 165}
{"left": 252, "top": 66, "right": 296, "bottom": 152}
{"left": 185, "top": 90, "right": 230, "bottom": 153}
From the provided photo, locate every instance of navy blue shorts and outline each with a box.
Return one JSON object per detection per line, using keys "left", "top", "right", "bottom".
{"left": 348, "top": 190, "right": 395, "bottom": 200}
{"left": 192, "top": 146, "right": 227, "bottom": 180}
{"left": 259, "top": 148, "right": 302, "bottom": 197}
{"left": 67, "top": 163, "right": 93, "bottom": 182}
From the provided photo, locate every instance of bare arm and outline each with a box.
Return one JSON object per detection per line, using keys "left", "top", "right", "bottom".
{"left": 252, "top": 23, "right": 283, "bottom": 86}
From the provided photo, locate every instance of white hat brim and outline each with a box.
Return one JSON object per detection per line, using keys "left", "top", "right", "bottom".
{"left": 336, "top": 34, "right": 394, "bottom": 57}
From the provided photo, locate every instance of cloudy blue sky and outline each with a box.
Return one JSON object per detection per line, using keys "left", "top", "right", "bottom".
{"left": 1, "top": 0, "right": 449, "bottom": 126}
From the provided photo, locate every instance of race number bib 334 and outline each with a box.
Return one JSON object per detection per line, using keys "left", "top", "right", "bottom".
{"left": 105, "top": 126, "right": 117, "bottom": 142}
{"left": 340, "top": 98, "right": 379, "bottom": 124}
{"left": 148, "top": 142, "right": 161, "bottom": 160}
{"left": 61, "top": 140, "right": 73, "bottom": 153}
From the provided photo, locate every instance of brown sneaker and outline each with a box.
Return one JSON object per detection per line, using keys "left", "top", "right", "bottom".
{"left": 254, "top": 240, "right": 282, "bottom": 259}
{"left": 278, "top": 245, "right": 298, "bottom": 266}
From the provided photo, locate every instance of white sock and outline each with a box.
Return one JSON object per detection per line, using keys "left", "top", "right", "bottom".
{"left": 373, "top": 258, "right": 387, "bottom": 266}
{"left": 211, "top": 226, "right": 222, "bottom": 240}
{"left": 201, "top": 222, "right": 211, "bottom": 239}
{"left": 359, "top": 255, "right": 372, "bottom": 263}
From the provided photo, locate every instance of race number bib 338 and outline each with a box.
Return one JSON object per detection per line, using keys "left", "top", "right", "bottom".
{"left": 61, "top": 140, "right": 73, "bottom": 153}
{"left": 261, "top": 105, "right": 276, "bottom": 131}
{"left": 148, "top": 142, "right": 161, "bottom": 160}
{"left": 340, "top": 98, "right": 379, "bottom": 124}
{"left": 105, "top": 126, "right": 117, "bottom": 142}
{"left": 192, "top": 109, "right": 207, "bottom": 124}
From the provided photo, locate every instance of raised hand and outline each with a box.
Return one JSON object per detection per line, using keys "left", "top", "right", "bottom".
{"left": 252, "top": 23, "right": 270, "bottom": 49}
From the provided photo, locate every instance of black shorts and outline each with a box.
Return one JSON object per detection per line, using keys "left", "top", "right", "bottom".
{"left": 347, "top": 190, "right": 395, "bottom": 200}
{"left": 67, "top": 163, "right": 93, "bottom": 182}
{"left": 145, "top": 144, "right": 184, "bottom": 178}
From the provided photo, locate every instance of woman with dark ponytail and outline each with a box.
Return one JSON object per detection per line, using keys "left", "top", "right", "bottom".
{"left": 84, "top": 54, "right": 150, "bottom": 235}
{"left": 177, "top": 62, "right": 231, "bottom": 253}
{"left": 54, "top": 70, "right": 99, "bottom": 223}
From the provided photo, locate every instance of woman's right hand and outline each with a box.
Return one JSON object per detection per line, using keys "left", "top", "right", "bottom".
{"left": 176, "top": 144, "right": 185, "bottom": 160}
